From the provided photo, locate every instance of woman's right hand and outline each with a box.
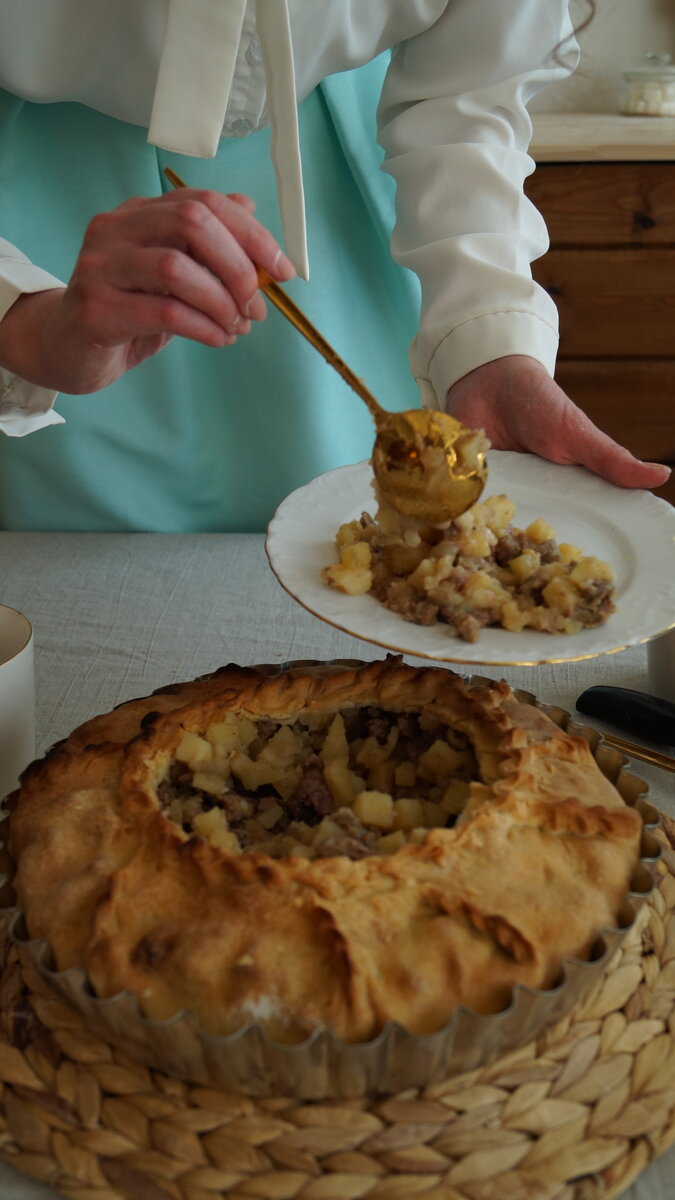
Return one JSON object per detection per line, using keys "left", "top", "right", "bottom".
{"left": 0, "top": 188, "right": 295, "bottom": 394}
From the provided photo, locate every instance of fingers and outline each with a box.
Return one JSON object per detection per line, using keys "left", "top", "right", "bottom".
{"left": 72, "top": 187, "right": 295, "bottom": 345}
{"left": 70, "top": 284, "right": 240, "bottom": 349}
{"left": 558, "top": 406, "right": 672, "bottom": 489}
{"left": 104, "top": 189, "right": 294, "bottom": 318}
{"left": 107, "top": 248, "right": 252, "bottom": 338}
{"left": 70, "top": 186, "right": 299, "bottom": 346}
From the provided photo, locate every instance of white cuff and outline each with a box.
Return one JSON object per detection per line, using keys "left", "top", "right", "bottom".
{"left": 411, "top": 310, "right": 559, "bottom": 410}
{"left": 0, "top": 249, "right": 65, "bottom": 435}
{"left": 0, "top": 260, "right": 65, "bottom": 322}
{"left": 0, "top": 368, "right": 63, "bottom": 437}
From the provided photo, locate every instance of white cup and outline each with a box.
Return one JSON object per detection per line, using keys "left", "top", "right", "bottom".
{"left": 0, "top": 604, "right": 35, "bottom": 801}
{"left": 647, "top": 628, "right": 675, "bottom": 705}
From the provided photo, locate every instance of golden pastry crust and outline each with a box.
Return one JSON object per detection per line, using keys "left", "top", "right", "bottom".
{"left": 9, "top": 658, "right": 642, "bottom": 1044}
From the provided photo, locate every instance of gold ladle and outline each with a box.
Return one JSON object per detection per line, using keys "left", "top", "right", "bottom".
{"left": 164, "top": 167, "right": 487, "bottom": 523}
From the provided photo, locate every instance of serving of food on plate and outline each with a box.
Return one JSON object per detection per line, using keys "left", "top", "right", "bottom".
{"left": 323, "top": 487, "right": 616, "bottom": 645}
{"left": 266, "top": 444, "right": 675, "bottom": 666}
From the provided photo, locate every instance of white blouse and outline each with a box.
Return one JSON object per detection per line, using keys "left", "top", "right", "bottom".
{"left": 0, "top": 0, "right": 577, "bottom": 435}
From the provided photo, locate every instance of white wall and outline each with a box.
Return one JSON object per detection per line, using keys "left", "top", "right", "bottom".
{"left": 530, "top": 0, "right": 675, "bottom": 113}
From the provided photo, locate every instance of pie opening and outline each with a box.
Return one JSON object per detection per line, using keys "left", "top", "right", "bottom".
{"left": 155, "top": 705, "right": 477, "bottom": 860}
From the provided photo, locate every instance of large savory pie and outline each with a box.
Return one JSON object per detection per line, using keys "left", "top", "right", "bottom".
{"left": 8, "top": 658, "right": 641, "bottom": 1045}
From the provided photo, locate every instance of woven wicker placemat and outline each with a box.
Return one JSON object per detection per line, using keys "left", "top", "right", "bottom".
{"left": 0, "top": 820, "right": 674, "bottom": 1200}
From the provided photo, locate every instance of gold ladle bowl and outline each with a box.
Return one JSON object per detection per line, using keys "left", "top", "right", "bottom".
{"left": 164, "top": 168, "right": 488, "bottom": 525}
{"left": 372, "top": 409, "right": 488, "bottom": 524}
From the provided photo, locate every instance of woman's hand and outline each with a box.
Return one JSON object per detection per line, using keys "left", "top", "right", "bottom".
{"left": 447, "top": 355, "right": 671, "bottom": 489}
{"left": 0, "top": 188, "right": 295, "bottom": 395}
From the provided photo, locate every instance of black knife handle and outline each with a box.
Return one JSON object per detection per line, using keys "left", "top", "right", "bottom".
{"left": 576, "top": 685, "right": 675, "bottom": 746}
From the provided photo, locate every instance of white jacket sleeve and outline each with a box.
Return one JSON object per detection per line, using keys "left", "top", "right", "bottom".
{"left": 377, "top": 0, "right": 578, "bottom": 409}
{"left": 0, "top": 237, "right": 65, "bottom": 437}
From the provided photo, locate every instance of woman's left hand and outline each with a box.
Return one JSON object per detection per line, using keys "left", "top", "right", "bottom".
{"left": 447, "top": 355, "right": 671, "bottom": 490}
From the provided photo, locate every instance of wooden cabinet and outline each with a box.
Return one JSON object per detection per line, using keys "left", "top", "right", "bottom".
{"left": 525, "top": 162, "right": 675, "bottom": 504}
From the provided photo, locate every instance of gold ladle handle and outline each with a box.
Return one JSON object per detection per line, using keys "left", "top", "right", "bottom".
{"left": 163, "top": 167, "right": 383, "bottom": 423}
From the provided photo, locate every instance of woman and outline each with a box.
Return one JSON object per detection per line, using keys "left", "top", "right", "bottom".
{"left": 0, "top": 1, "right": 667, "bottom": 531}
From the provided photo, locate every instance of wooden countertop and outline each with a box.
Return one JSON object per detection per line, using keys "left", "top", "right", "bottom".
{"left": 531, "top": 113, "right": 675, "bottom": 161}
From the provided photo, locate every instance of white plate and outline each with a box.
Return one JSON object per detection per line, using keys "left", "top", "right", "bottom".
{"left": 265, "top": 452, "right": 675, "bottom": 665}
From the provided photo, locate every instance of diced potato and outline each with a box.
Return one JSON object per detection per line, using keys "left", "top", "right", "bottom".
{"left": 408, "top": 827, "right": 428, "bottom": 844}
{"left": 285, "top": 841, "right": 313, "bottom": 859}
{"left": 479, "top": 494, "right": 517, "bottom": 535}
{"left": 312, "top": 817, "right": 346, "bottom": 846}
{"left": 381, "top": 542, "right": 428, "bottom": 577}
{"left": 321, "top": 713, "right": 349, "bottom": 764}
{"left": 167, "top": 797, "right": 184, "bottom": 825}
{"left": 230, "top": 750, "right": 279, "bottom": 791}
{"left": 205, "top": 753, "right": 232, "bottom": 781}
{"left": 394, "top": 762, "right": 417, "bottom": 788}
{"left": 257, "top": 724, "right": 301, "bottom": 768}
{"left": 526, "top": 517, "right": 556, "bottom": 543}
{"left": 322, "top": 562, "right": 373, "bottom": 595}
{"left": 192, "top": 771, "right": 227, "bottom": 797}
{"left": 209, "top": 828, "right": 241, "bottom": 853}
{"left": 369, "top": 760, "right": 396, "bottom": 794}
{"left": 425, "top": 580, "right": 464, "bottom": 610}
{"left": 340, "top": 541, "right": 372, "bottom": 570}
{"left": 537, "top": 562, "right": 567, "bottom": 588}
{"left": 236, "top": 716, "right": 260, "bottom": 748}
{"left": 377, "top": 830, "right": 407, "bottom": 854}
{"left": 175, "top": 731, "right": 213, "bottom": 769}
{"left": 422, "top": 801, "right": 447, "bottom": 828}
{"left": 192, "top": 808, "right": 228, "bottom": 839}
{"left": 336, "top": 519, "right": 368, "bottom": 548}
{"left": 206, "top": 716, "right": 241, "bottom": 757}
{"left": 323, "top": 758, "right": 357, "bottom": 808}
{"left": 257, "top": 802, "right": 285, "bottom": 830}
{"left": 393, "top": 797, "right": 425, "bottom": 831}
{"left": 355, "top": 727, "right": 399, "bottom": 771}
{"left": 353, "top": 790, "right": 394, "bottom": 830}
{"left": 441, "top": 778, "right": 471, "bottom": 814}
{"left": 508, "top": 551, "right": 541, "bottom": 583}
{"left": 287, "top": 820, "right": 315, "bottom": 846}
{"left": 558, "top": 542, "right": 583, "bottom": 565}
{"left": 453, "top": 508, "right": 478, "bottom": 533}
{"left": 501, "top": 599, "right": 528, "bottom": 633}
{"left": 457, "top": 528, "right": 491, "bottom": 559}
{"left": 271, "top": 765, "right": 303, "bottom": 801}
{"left": 570, "top": 557, "right": 615, "bottom": 586}
{"left": 561, "top": 617, "right": 583, "bottom": 635}
{"left": 463, "top": 572, "right": 509, "bottom": 608}
{"left": 406, "top": 557, "right": 437, "bottom": 591}
{"left": 417, "top": 739, "right": 466, "bottom": 782}
{"left": 542, "top": 575, "right": 578, "bottom": 616}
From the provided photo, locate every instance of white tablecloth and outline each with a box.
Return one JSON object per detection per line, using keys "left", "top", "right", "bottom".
{"left": 0, "top": 532, "right": 673, "bottom": 1199}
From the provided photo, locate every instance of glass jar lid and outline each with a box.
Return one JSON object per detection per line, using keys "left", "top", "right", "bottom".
{"left": 624, "top": 52, "right": 675, "bottom": 83}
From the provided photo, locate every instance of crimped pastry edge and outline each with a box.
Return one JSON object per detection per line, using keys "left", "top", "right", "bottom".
{"left": 0, "top": 659, "right": 663, "bottom": 1100}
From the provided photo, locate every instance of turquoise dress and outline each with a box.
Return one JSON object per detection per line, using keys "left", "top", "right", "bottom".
{"left": 0, "top": 58, "right": 421, "bottom": 531}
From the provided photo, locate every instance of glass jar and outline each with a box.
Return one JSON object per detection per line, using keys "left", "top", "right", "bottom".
{"left": 623, "top": 56, "right": 675, "bottom": 116}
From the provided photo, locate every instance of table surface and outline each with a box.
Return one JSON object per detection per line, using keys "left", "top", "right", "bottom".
{"left": 0, "top": 532, "right": 673, "bottom": 1200}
